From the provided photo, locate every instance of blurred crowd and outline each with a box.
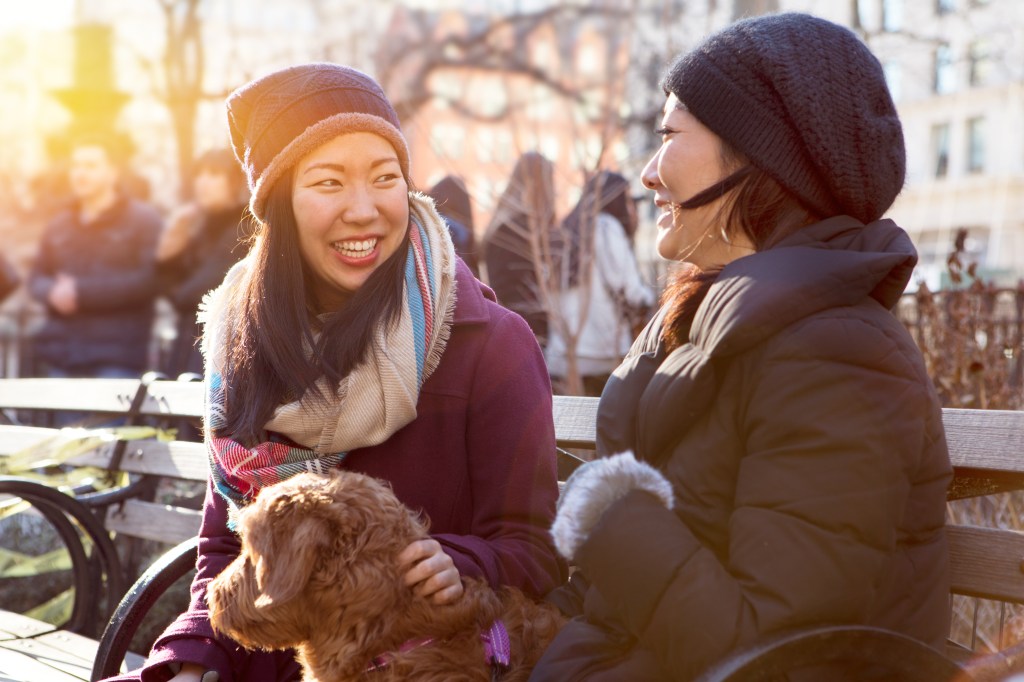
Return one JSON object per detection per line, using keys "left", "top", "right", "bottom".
{"left": 0, "top": 133, "right": 654, "bottom": 397}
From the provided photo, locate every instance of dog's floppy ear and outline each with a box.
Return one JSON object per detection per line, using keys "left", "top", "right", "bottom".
{"left": 241, "top": 497, "right": 329, "bottom": 608}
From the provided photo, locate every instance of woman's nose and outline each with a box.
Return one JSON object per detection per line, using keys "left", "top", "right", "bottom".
{"left": 343, "top": 187, "right": 378, "bottom": 224}
{"left": 641, "top": 153, "right": 660, "bottom": 190}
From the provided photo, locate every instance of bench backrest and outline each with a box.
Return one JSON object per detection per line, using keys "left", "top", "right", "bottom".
{"left": 0, "top": 379, "right": 208, "bottom": 547}
{"left": 2, "top": 382, "right": 1024, "bottom": 605}
{"left": 551, "top": 395, "right": 1024, "bottom": 608}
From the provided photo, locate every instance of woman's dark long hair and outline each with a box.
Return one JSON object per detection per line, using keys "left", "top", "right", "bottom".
{"left": 660, "top": 146, "right": 821, "bottom": 353}
{"left": 218, "top": 171, "right": 411, "bottom": 445}
{"left": 554, "top": 171, "right": 634, "bottom": 288}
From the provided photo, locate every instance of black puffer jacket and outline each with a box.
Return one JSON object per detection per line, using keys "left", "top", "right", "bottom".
{"left": 532, "top": 217, "right": 952, "bottom": 681}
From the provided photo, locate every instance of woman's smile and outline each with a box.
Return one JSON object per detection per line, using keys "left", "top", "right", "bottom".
{"left": 331, "top": 236, "right": 381, "bottom": 262}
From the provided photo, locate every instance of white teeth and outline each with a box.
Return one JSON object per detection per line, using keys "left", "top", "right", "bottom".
{"left": 332, "top": 238, "right": 378, "bottom": 257}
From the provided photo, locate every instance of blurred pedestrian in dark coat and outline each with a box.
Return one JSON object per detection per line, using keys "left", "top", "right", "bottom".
{"left": 28, "top": 134, "right": 162, "bottom": 379}
{"left": 157, "top": 149, "right": 250, "bottom": 377}
{"left": 428, "top": 175, "right": 479, "bottom": 276}
{"left": 482, "top": 152, "right": 555, "bottom": 347}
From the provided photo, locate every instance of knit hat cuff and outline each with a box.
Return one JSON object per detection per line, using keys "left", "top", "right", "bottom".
{"left": 676, "top": 59, "right": 841, "bottom": 219}
{"left": 249, "top": 112, "right": 411, "bottom": 222}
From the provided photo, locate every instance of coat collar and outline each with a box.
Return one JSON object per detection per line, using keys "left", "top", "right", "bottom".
{"left": 599, "top": 216, "right": 918, "bottom": 463}
{"left": 691, "top": 216, "right": 917, "bottom": 359}
{"left": 451, "top": 258, "right": 492, "bottom": 326}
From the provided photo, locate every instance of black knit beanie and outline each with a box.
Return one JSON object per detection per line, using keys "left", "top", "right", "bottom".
{"left": 226, "top": 63, "right": 410, "bottom": 222}
{"left": 663, "top": 12, "right": 905, "bottom": 224}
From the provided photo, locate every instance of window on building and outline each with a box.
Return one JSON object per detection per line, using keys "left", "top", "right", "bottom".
{"left": 577, "top": 44, "right": 602, "bottom": 78}
{"left": 883, "top": 61, "right": 903, "bottom": 102}
{"left": 966, "top": 116, "right": 985, "bottom": 173}
{"left": 857, "top": 0, "right": 875, "bottom": 29}
{"left": 914, "top": 230, "right": 943, "bottom": 266}
{"left": 525, "top": 83, "right": 554, "bottom": 120}
{"left": 936, "top": 0, "right": 956, "bottom": 14}
{"left": 494, "top": 130, "right": 514, "bottom": 165}
{"left": 934, "top": 43, "right": 955, "bottom": 94}
{"left": 969, "top": 39, "right": 993, "bottom": 87}
{"left": 430, "top": 124, "right": 465, "bottom": 160}
{"left": 732, "top": 0, "right": 779, "bottom": 19}
{"left": 541, "top": 135, "right": 560, "bottom": 164}
{"left": 931, "top": 123, "right": 950, "bottom": 178}
{"left": 432, "top": 75, "right": 463, "bottom": 109}
{"left": 477, "top": 129, "right": 495, "bottom": 164}
{"left": 882, "top": 0, "right": 904, "bottom": 31}
{"left": 475, "top": 78, "right": 508, "bottom": 118}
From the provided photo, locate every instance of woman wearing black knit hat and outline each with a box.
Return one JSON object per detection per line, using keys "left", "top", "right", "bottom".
{"left": 103, "top": 63, "right": 566, "bottom": 682}
{"left": 533, "top": 13, "right": 951, "bottom": 681}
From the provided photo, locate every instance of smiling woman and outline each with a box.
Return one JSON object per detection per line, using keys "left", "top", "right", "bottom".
{"left": 291, "top": 132, "right": 409, "bottom": 310}
{"left": 101, "top": 63, "right": 566, "bottom": 682}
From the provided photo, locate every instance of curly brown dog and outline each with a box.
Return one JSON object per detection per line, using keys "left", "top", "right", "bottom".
{"left": 207, "top": 470, "right": 565, "bottom": 682}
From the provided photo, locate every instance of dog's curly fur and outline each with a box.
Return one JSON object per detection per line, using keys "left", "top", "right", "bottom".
{"left": 208, "top": 470, "right": 565, "bottom": 682}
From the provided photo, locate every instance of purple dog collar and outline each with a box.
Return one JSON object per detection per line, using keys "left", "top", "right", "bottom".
{"left": 481, "top": 619, "right": 511, "bottom": 668}
{"left": 365, "top": 619, "right": 511, "bottom": 675}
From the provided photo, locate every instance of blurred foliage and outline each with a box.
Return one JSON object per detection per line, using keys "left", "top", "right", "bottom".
{"left": 897, "top": 228, "right": 1024, "bottom": 653}
{"left": 898, "top": 228, "right": 1023, "bottom": 411}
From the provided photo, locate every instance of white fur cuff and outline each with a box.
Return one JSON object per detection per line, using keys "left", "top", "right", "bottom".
{"left": 552, "top": 451, "right": 674, "bottom": 561}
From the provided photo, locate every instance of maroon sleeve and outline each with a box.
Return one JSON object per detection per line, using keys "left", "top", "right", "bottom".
{"left": 432, "top": 310, "right": 568, "bottom": 597}
{"left": 135, "top": 481, "right": 259, "bottom": 682}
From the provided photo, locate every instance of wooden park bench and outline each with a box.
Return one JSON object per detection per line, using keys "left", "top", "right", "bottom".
{"left": 0, "top": 379, "right": 1023, "bottom": 680}
{"left": 0, "top": 377, "right": 208, "bottom": 681}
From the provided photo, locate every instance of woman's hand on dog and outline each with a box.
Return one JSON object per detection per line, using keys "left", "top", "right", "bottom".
{"left": 399, "top": 539, "right": 464, "bottom": 604}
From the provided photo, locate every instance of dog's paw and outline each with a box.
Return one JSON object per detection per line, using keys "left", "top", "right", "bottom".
{"left": 551, "top": 451, "right": 673, "bottom": 561}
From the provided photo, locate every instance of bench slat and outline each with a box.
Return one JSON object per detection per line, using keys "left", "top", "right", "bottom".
{"left": 0, "top": 379, "right": 141, "bottom": 414}
{"left": 948, "top": 525, "right": 1024, "bottom": 603}
{"left": 553, "top": 395, "right": 599, "bottom": 449}
{"left": 0, "top": 612, "right": 56, "bottom": 641}
{"left": 0, "top": 644, "right": 87, "bottom": 682}
{"left": 0, "top": 425, "right": 74, "bottom": 457}
{"left": 105, "top": 500, "right": 202, "bottom": 545}
{"left": 944, "top": 409, "right": 1024, "bottom": 475}
{"left": 69, "top": 440, "right": 209, "bottom": 482}
{"left": 140, "top": 381, "right": 204, "bottom": 419}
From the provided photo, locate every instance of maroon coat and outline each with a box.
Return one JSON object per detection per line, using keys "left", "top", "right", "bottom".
{"left": 110, "top": 261, "right": 566, "bottom": 682}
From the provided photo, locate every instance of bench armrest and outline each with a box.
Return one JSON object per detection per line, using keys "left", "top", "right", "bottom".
{"left": 91, "top": 536, "right": 199, "bottom": 682}
{"left": 0, "top": 476, "right": 126, "bottom": 636}
{"left": 694, "top": 624, "right": 968, "bottom": 682}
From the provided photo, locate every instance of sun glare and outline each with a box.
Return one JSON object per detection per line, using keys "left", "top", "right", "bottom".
{"left": 3, "top": 1, "right": 75, "bottom": 31}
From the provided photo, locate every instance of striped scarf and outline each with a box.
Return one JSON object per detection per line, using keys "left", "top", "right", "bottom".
{"left": 200, "top": 193, "right": 457, "bottom": 512}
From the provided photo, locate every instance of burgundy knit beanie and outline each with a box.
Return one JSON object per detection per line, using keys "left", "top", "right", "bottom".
{"left": 226, "top": 63, "right": 410, "bottom": 222}
{"left": 664, "top": 12, "right": 905, "bottom": 224}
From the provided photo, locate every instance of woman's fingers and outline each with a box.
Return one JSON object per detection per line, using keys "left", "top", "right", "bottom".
{"left": 399, "top": 539, "right": 463, "bottom": 604}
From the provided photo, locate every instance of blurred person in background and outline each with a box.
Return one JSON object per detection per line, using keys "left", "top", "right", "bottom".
{"left": 482, "top": 151, "right": 555, "bottom": 348}
{"left": 157, "top": 148, "right": 250, "bottom": 378}
{"left": 28, "top": 133, "right": 162, "bottom": 382}
{"left": 428, "top": 175, "right": 480, "bottom": 276}
{"left": 545, "top": 171, "right": 654, "bottom": 397}
{"left": 0, "top": 252, "right": 20, "bottom": 305}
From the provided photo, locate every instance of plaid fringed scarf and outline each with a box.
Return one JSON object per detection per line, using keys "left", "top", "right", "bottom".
{"left": 199, "top": 193, "right": 457, "bottom": 513}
